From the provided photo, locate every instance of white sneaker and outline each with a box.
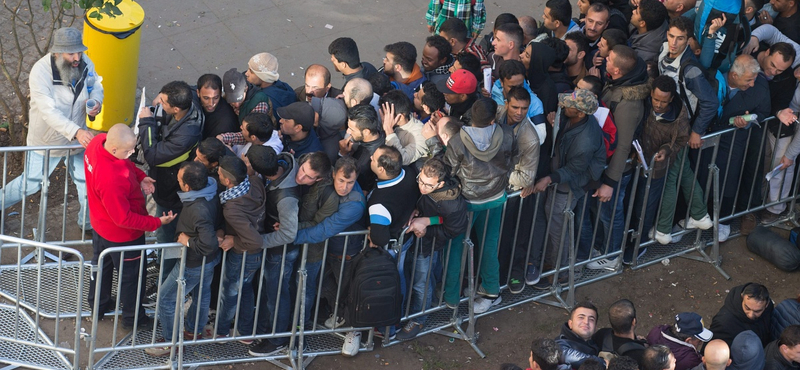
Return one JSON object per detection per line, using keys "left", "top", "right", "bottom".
{"left": 686, "top": 214, "right": 713, "bottom": 230}
{"left": 718, "top": 224, "right": 731, "bottom": 243}
{"left": 648, "top": 228, "right": 672, "bottom": 245}
{"left": 586, "top": 257, "right": 619, "bottom": 271}
{"left": 324, "top": 314, "right": 345, "bottom": 329}
{"left": 341, "top": 331, "right": 361, "bottom": 357}
{"left": 473, "top": 296, "right": 502, "bottom": 314}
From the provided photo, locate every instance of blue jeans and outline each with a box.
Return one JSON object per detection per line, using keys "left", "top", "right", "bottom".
{"left": 216, "top": 251, "right": 262, "bottom": 337}
{"left": 301, "top": 260, "right": 323, "bottom": 324}
{"left": 157, "top": 254, "right": 220, "bottom": 341}
{"left": 2, "top": 150, "right": 90, "bottom": 229}
{"left": 388, "top": 236, "right": 414, "bottom": 303}
{"left": 256, "top": 247, "right": 299, "bottom": 346}
{"left": 409, "top": 250, "right": 438, "bottom": 324}
{"left": 598, "top": 173, "right": 632, "bottom": 254}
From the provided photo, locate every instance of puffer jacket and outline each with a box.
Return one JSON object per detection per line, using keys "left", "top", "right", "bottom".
{"left": 415, "top": 177, "right": 469, "bottom": 256}
{"left": 640, "top": 97, "right": 690, "bottom": 179}
{"left": 555, "top": 322, "right": 604, "bottom": 369}
{"left": 550, "top": 113, "right": 607, "bottom": 196}
{"left": 771, "top": 298, "right": 800, "bottom": 340}
{"left": 28, "top": 53, "right": 104, "bottom": 156}
{"left": 140, "top": 102, "right": 204, "bottom": 211}
{"left": 496, "top": 106, "right": 542, "bottom": 191}
{"left": 601, "top": 57, "right": 651, "bottom": 188}
{"left": 710, "top": 283, "right": 775, "bottom": 347}
{"left": 444, "top": 123, "right": 514, "bottom": 203}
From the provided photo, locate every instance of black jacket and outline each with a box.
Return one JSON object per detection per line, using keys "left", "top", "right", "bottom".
{"left": 765, "top": 339, "right": 800, "bottom": 370}
{"left": 713, "top": 74, "right": 771, "bottom": 132}
{"left": 140, "top": 103, "right": 204, "bottom": 210}
{"left": 174, "top": 182, "right": 221, "bottom": 268}
{"left": 555, "top": 322, "right": 604, "bottom": 369}
{"left": 550, "top": 113, "right": 607, "bottom": 195}
{"left": 709, "top": 283, "right": 775, "bottom": 347}
{"left": 415, "top": 178, "right": 469, "bottom": 256}
{"left": 353, "top": 134, "right": 386, "bottom": 192}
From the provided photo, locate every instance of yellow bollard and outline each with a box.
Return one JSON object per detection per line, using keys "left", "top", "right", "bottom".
{"left": 83, "top": 0, "right": 145, "bottom": 131}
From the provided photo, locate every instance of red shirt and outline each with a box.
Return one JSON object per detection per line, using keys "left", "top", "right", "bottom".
{"left": 84, "top": 134, "right": 162, "bottom": 242}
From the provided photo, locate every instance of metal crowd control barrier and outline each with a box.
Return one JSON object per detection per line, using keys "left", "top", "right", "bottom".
{"left": 0, "top": 234, "right": 85, "bottom": 370}
{"left": 3, "top": 116, "right": 800, "bottom": 369}
{"left": 0, "top": 144, "right": 92, "bottom": 247}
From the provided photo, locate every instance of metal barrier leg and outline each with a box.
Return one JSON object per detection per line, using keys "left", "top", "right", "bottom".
{"left": 433, "top": 229, "right": 486, "bottom": 358}
{"left": 680, "top": 164, "right": 731, "bottom": 280}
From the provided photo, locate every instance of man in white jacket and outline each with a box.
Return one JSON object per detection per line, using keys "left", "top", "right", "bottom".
{"left": 2, "top": 27, "right": 103, "bottom": 231}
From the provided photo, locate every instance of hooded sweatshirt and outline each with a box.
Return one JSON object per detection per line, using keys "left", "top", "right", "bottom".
{"left": 527, "top": 42, "right": 558, "bottom": 115}
{"left": 444, "top": 124, "right": 514, "bottom": 202}
{"left": 262, "top": 80, "right": 299, "bottom": 119}
{"left": 630, "top": 21, "right": 669, "bottom": 63}
{"left": 601, "top": 56, "right": 651, "bottom": 188}
{"left": 262, "top": 153, "right": 301, "bottom": 249}
{"left": 171, "top": 177, "right": 221, "bottom": 267}
{"left": 710, "top": 283, "right": 775, "bottom": 348}
{"left": 728, "top": 330, "right": 766, "bottom": 370}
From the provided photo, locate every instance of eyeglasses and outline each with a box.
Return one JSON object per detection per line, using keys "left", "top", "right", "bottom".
{"left": 416, "top": 174, "right": 440, "bottom": 191}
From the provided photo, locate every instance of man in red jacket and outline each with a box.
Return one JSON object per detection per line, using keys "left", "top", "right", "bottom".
{"left": 84, "top": 124, "right": 176, "bottom": 330}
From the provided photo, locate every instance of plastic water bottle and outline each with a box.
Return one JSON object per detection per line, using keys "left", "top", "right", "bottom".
{"left": 86, "top": 73, "right": 96, "bottom": 121}
{"left": 729, "top": 113, "right": 757, "bottom": 125}
{"left": 86, "top": 99, "right": 97, "bottom": 122}
{"left": 761, "top": 3, "right": 778, "bottom": 19}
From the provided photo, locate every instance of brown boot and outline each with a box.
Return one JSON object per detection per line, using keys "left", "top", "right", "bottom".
{"left": 740, "top": 214, "right": 757, "bottom": 236}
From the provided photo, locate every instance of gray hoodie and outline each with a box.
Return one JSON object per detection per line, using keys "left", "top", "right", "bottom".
{"left": 262, "top": 153, "right": 301, "bottom": 249}
{"left": 444, "top": 124, "right": 514, "bottom": 202}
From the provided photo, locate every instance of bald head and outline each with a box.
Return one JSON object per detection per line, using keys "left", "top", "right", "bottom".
{"left": 702, "top": 340, "right": 731, "bottom": 370}
{"left": 518, "top": 16, "right": 538, "bottom": 44}
{"left": 343, "top": 77, "right": 373, "bottom": 108}
{"left": 105, "top": 124, "right": 137, "bottom": 160}
{"left": 303, "top": 64, "right": 333, "bottom": 101}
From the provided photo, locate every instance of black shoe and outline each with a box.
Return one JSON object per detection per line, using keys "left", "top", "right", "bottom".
{"left": 622, "top": 247, "right": 647, "bottom": 265}
{"left": 248, "top": 339, "right": 287, "bottom": 357}
{"left": 532, "top": 277, "right": 552, "bottom": 290}
{"left": 122, "top": 315, "right": 152, "bottom": 331}
{"left": 508, "top": 276, "right": 524, "bottom": 294}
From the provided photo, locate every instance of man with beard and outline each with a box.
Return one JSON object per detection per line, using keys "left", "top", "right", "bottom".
{"left": 196, "top": 74, "right": 239, "bottom": 139}
{"left": 421, "top": 35, "right": 455, "bottom": 84}
{"left": 2, "top": 27, "right": 103, "bottom": 232}
{"left": 294, "top": 64, "right": 343, "bottom": 103}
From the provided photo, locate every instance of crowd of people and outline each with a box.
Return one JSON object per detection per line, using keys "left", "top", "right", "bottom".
{"left": 8, "top": 0, "right": 800, "bottom": 365}
{"left": 509, "top": 283, "right": 800, "bottom": 370}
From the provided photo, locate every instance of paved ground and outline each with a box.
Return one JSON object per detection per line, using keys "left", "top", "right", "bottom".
{"left": 132, "top": 0, "right": 542, "bottom": 95}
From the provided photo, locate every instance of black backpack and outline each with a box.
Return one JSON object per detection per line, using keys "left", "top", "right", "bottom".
{"left": 344, "top": 247, "right": 402, "bottom": 327}
{"left": 601, "top": 330, "right": 647, "bottom": 358}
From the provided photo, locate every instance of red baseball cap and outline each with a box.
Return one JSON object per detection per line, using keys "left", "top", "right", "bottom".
{"left": 436, "top": 69, "right": 477, "bottom": 95}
